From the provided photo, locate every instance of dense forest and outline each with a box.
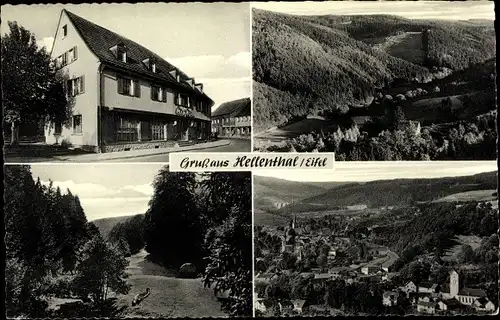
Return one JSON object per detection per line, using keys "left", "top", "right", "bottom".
{"left": 5, "top": 165, "right": 129, "bottom": 317}
{"left": 4, "top": 166, "right": 253, "bottom": 318}
{"left": 253, "top": 10, "right": 496, "bottom": 130}
{"left": 253, "top": 10, "right": 496, "bottom": 160}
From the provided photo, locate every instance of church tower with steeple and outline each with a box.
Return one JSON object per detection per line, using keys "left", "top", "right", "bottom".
{"left": 450, "top": 270, "right": 459, "bottom": 297}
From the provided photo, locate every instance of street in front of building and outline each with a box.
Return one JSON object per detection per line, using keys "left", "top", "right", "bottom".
{"left": 4, "top": 138, "right": 251, "bottom": 163}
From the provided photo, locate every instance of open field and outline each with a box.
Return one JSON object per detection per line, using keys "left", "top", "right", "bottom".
{"left": 254, "top": 210, "right": 290, "bottom": 227}
{"left": 442, "top": 235, "right": 483, "bottom": 262}
{"left": 432, "top": 189, "right": 497, "bottom": 203}
{"left": 116, "top": 249, "right": 226, "bottom": 318}
{"left": 376, "top": 31, "right": 425, "bottom": 65}
{"left": 405, "top": 90, "right": 495, "bottom": 124}
{"left": 254, "top": 116, "right": 338, "bottom": 144}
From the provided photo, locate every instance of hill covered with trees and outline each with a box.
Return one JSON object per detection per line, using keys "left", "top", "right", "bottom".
{"left": 253, "top": 10, "right": 496, "bottom": 160}
{"left": 253, "top": 9, "right": 496, "bottom": 131}
{"left": 253, "top": 175, "right": 344, "bottom": 211}
{"left": 283, "top": 171, "right": 497, "bottom": 211}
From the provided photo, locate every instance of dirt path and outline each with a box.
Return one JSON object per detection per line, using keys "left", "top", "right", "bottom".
{"left": 118, "top": 249, "right": 227, "bottom": 318}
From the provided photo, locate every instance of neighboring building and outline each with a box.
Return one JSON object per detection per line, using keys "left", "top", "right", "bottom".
{"left": 346, "top": 204, "right": 368, "bottom": 211}
{"left": 46, "top": 10, "right": 213, "bottom": 153}
{"left": 273, "top": 202, "right": 289, "bottom": 209}
{"left": 361, "top": 266, "right": 380, "bottom": 275}
{"left": 292, "top": 299, "right": 307, "bottom": 314}
{"left": 382, "top": 291, "right": 399, "bottom": 307}
{"left": 419, "top": 282, "right": 440, "bottom": 294}
{"left": 437, "top": 298, "right": 462, "bottom": 312}
{"left": 400, "top": 281, "right": 417, "bottom": 297}
{"left": 473, "top": 297, "right": 496, "bottom": 312}
{"left": 254, "top": 297, "right": 272, "bottom": 314}
{"left": 211, "top": 97, "right": 251, "bottom": 138}
{"left": 417, "top": 301, "right": 438, "bottom": 314}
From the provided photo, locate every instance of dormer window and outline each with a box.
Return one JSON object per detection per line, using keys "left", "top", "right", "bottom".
{"left": 118, "top": 50, "right": 127, "bottom": 63}
{"left": 169, "top": 70, "right": 180, "bottom": 82}
{"left": 143, "top": 57, "right": 157, "bottom": 73}
{"left": 110, "top": 44, "right": 128, "bottom": 63}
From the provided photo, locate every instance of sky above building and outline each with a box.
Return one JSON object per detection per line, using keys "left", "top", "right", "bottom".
{"left": 30, "top": 164, "right": 166, "bottom": 221}
{"left": 256, "top": 161, "right": 498, "bottom": 182}
{"left": 1, "top": 3, "right": 251, "bottom": 108}
{"left": 252, "top": 1, "right": 495, "bottom": 20}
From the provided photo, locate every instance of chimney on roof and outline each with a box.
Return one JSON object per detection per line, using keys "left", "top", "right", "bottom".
{"left": 169, "top": 69, "right": 180, "bottom": 82}
{"left": 195, "top": 83, "right": 204, "bottom": 93}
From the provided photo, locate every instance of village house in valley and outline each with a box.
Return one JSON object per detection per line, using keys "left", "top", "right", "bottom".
{"left": 46, "top": 9, "right": 213, "bottom": 153}
{"left": 403, "top": 269, "right": 496, "bottom": 314}
{"left": 210, "top": 97, "right": 251, "bottom": 138}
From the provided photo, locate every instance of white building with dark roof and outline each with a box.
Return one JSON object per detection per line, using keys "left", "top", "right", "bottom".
{"left": 46, "top": 10, "right": 213, "bottom": 152}
{"left": 211, "top": 97, "right": 251, "bottom": 138}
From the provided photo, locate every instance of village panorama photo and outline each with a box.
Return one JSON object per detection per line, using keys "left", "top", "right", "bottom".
{"left": 253, "top": 161, "right": 498, "bottom": 316}
{"left": 2, "top": 2, "right": 252, "bottom": 163}
{"left": 4, "top": 164, "right": 252, "bottom": 318}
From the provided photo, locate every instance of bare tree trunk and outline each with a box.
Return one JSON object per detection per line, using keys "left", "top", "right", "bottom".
{"left": 10, "top": 121, "right": 19, "bottom": 146}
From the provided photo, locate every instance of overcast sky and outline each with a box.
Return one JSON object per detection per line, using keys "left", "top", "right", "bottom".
{"left": 252, "top": 1, "right": 495, "bottom": 20}
{"left": 1, "top": 3, "right": 250, "bottom": 108}
{"left": 256, "top": 161, "right": 498, "bottom": 182}
{"left": 30, "top": 164, "right": 166, "bottom": 221}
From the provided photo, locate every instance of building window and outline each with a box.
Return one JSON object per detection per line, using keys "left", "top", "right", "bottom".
{"left": 54, "top": 122, "right": 62, "bottom": 135}
{"left": 62, "top": 52, "right": 68, "bottom": 66}
{"left": 68, "top": 46, "right": 78, "bottom": 62}
{"left": 118, "top": 50, "right": 127, "bottom": 63}
{"left": 67, "top": 76, "right": 85, "bottom": 96}
{"left": 118, "top": 77, "right": 140, "bottom": 97}
{"left": 180, "top": 94, "right": 189, "bottom": 107}
{"left": 62, "top": 25, "right": 67, "bottom": 37}
{"left": 151, "top": 63, "right": 156, "bottom": 73}
{"left": 151, "top": 85, "right": 166, "bottom": 102}
{"left": 152, "top": 120, "right": 165, "bottom": 140}
{"left": 116, "top": 116, "right": 138, "bottom": 142}
{"left": 72, "top": 115, "right": 82, "bottom": 134}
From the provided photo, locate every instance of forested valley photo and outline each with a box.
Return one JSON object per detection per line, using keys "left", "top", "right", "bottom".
{"left": 4, "top": 165, "right": 251, "bottom": 318}
{"left": 252, "top": 2, "right": 496, "bottom": 160}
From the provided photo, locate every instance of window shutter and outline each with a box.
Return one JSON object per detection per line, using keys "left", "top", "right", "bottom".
{"left": 134, "top": 80, "right": 140, "bottom": 97}
{"left": 73, "top": 46, "right": 78, "bottom": 61}
{"left": 117, "top": 77, "right": 123, "bottom": 94}
{"left": 162, "top": 88, "right": 167, "bottom": 102}
{"left": 67, "top": 79, "right": 72, "bottom": 96}
{"left": 80, "top": 75, "right": 85, "bottom": 93}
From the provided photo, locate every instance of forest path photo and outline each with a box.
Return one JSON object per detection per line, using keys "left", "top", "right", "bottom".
{"left": 115, "top": 249, "right": 227, "bottom": 318}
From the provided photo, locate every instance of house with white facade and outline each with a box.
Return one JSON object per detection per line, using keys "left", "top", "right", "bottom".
{"left": 46, "top": 10, "right": 213, "bottom": 152}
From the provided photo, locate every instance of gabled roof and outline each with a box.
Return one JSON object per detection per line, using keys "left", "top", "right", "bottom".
{"left": 63, "top": 10, "right": 213, "bottom": 105}
{"left": 293, "top": 299, "right": 307, "bottom": 308}
{"left": 459, "top": 287, "right": 487, "bottom": 297}
{"left": 419, "top": 282, "right": 438, "bottom": 289}
{"left": 212, "top": 97, "right": 250, "bottom": 117}
{"left": 441, "top": 298, "right": 462, "bottom": 307}
{"left": 383, "top": 291, "right": 399, "bottom": 298}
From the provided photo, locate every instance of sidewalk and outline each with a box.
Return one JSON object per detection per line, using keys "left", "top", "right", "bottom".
{"left": 54, "top": 139, "right": 231, "bottom": 162}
